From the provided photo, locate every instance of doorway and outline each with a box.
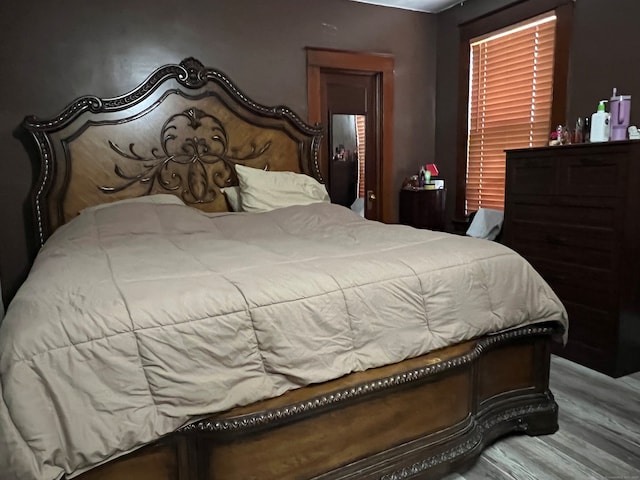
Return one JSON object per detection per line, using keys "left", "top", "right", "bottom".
{"left": 325, "top": 72, "right": 375, "bottom": 217}
{"left": 306, "top": 48, "right": 394, "bottom": 223}
{"left": 329, "top": 112, "right": 366, "bottom": 212}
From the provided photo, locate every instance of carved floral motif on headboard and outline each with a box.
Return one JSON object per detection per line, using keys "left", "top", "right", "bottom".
{"left": 22, "top": 57, "right": 323, "bottom": 247}
{"left": 102, "top": 107, "right": 271, "bottom": 205}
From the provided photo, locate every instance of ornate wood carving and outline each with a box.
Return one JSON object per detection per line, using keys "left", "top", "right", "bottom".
{"left": 180, "top": 323, "right": 560, "bottom": 435}
{"left": 71, "top": 322, "right": 563, "bottom": 480}
{"left": 23, "top": 58, "right": 323, "bottom": 247}
{"left": 101, "top": 107, "right": 271, "bottom": 204}
{"left": 25, "top": 58, "right": 322, "bottom": 136}
{"left": 380, "top": 394, "right": 558, "bottom": 480}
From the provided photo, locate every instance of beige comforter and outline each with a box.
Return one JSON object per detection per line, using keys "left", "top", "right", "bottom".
{"left": 0, "top": 201, "right": 567, "bottom": 480}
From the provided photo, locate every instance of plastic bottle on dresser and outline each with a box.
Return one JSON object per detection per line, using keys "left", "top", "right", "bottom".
{"left": 583, "top": 116, "right": 591, "bottom": 143}
{"left": 590, "top": 100, "right": 610, "bottom": 142}
{"left": 574, "top": 117, "right": 583, "bottom": 143}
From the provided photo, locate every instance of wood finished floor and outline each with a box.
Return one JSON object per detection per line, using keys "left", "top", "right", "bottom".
{"left": 443, "top": 356, "right": 640, "bottom": 480}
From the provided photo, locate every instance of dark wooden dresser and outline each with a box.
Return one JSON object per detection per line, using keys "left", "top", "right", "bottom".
{"left": 503, "top": 141, "right": 640, "bottom": 377}
{"left": 399, "top": 188, "right": 446, "bottom": 231}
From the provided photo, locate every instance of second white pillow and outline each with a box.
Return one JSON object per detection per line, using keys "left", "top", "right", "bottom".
{"left": 221, "top": 186, "right": 242, "bottom": 212}
{"left": 235, "top": 164, "right": 330, "bottom": 212}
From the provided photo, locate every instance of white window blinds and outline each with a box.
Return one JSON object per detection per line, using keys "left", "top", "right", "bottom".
{"left": 466, "top": 14, "right": 556, "bottom": 213}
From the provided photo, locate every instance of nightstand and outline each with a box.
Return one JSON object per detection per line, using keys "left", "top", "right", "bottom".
{"left": 398, "top": 188, "right": 446, "bottom": 231}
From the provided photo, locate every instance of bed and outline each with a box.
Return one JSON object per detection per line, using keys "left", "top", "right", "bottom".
{"left": 1, "top": 58, "right": 567, "bottom": 480}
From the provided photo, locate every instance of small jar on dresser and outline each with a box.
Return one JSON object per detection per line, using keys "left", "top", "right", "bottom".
{"left": 503, "top": 140, "right": 640, "bottom": 377}
{"left": 398, "top": 188, "right": 446, "bottom": 231}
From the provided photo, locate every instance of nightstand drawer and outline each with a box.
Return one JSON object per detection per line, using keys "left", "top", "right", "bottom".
{"left": 399, "top": 189, "right": 446, "bottom": 231}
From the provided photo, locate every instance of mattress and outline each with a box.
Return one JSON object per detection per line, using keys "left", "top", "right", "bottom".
{"left": 0, "top": 201, "right": 567, "bottom": 480}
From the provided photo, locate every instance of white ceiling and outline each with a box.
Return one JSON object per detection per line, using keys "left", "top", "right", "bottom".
{"left": 348, "top": 0, "right": 465, "bottom": 13}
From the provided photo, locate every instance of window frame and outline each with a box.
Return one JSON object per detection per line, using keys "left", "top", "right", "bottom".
{"left": 455, "top": 0, "right": 574, "bottom": 218}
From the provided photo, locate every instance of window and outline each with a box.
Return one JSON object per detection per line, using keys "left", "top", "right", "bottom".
{"left": 466, "top": 15, "right": 556, "bottom": 213}
{"left": 455, "top": 0, "right": 573, "bottom": 218}
{"left": 356, "top": 115, "right": 366, "bottom": 198}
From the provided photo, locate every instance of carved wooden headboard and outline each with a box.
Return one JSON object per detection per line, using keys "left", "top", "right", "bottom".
{"left": 23, "top": 57, "right": 323, "bottom": 247}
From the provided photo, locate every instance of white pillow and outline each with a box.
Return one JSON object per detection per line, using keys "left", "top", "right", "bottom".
{"left": 350, "top": 197, "right": 365, "bottom": 218}
{"left": 80, "top": 194, "right": 186, "bottom": 214}
{"left": 235, "top": 164, "right": 330, "bottom": 212}
{"left": 466, "top": 207, "right": 504, "bottom": 241}
{"left": 221, "top": 186, "right": 242, "bottom": 212}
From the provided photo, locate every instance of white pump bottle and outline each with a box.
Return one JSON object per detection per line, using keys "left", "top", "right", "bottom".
{"left": 590, "top": 100, "right": 610, "bottom": 143}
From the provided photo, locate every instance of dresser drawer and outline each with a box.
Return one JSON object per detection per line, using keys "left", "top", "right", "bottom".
{"left": 554, "top": 339, "right": 614, "bottom": 374}
{"left": 528, "top": 258, "right": 618, "bottom": 310}
{"left": 561, "top": 301, "right": 618, "bottom": 369}
{"left": 505, "top": 142, "right": 640, "bottom": 376}
{"left": 506, "top": 158, "right": 555, "bottom": 195}
{"left": 562, "top": 301, "right": 618, "bottom": 346}
{"left": 507, "top": 221, "right": 619, "bottom": 270}
{"left": 557, "top": 155, "right": 628, "bottom": 197}
{"left": 507, "top": 150, "right": 629, "bottom": 198}
{"left": 507, "top": 196, "right": 624, "bottom": 230}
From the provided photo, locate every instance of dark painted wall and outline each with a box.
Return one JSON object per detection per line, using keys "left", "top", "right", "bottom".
{"left": 568, "top": 0, "right": 640, "bottom": 125}
{"left": 435, "top": 0, "right": 640, "bottom": 222}
{"left": 8, "top": 0, "right": 637, "bottom": 307}
{"left": 0, "top": 0, "right": 437, "bottom": 305}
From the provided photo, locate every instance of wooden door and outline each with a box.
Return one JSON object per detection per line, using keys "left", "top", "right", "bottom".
{"left": 306, "top": 48, "right": 394, "bottom": 223}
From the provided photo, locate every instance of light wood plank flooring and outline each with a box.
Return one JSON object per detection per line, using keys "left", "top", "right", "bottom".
{"left": 443, "top": 356, "right": 640, "bottom": 480}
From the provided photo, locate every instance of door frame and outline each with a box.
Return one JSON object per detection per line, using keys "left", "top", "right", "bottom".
{"left": 306, "top": 48, "right": 394, "bottom": 223}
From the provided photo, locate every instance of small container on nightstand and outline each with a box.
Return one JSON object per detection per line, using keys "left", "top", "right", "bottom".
{"left": 399, "top": 188, "right": 446, "bottom": 231}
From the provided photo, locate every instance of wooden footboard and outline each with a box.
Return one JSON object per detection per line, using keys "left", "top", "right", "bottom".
{"left": 73, "top": 322, "right": 561, "bottom": 480}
